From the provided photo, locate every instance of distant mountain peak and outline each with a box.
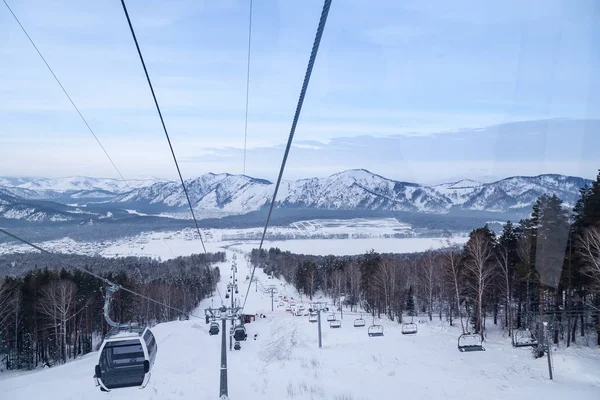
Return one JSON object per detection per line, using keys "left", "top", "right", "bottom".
{"left": 0, "top": 170, "right": 593, "bottom": 221}
{"left": 436, "top": 179, "right": 483, "bottom": 189}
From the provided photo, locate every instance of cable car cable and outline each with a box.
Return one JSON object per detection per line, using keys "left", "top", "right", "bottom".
{"left": 1, "top": 0, "right": 181, "bottom": 259}
{"left": 241, "top": 0, "right": 253, "bottom": 213}
{"left": 119, "top": 0, "right": 208, "bottom": 255}
{"left": 118, "top": 0, "right": 226, "bottom": 304}
{"left": 2, "top": 0, "right": 127, "bottom": 185}
{"left": 241, "top": 0, "right": 332, "bottom": 312}
{"left": 0, "top": 228, "right": 203, "bottom": 319}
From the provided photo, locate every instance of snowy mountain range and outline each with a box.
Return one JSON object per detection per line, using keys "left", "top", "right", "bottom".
{"left": 0, "top": 170, "right": 592, "bottom": 222}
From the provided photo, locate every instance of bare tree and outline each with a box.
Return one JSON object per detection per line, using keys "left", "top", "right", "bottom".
{"left": 38, "top": 280, "right": 77, "bottom": 364}
{"left": 0, "top": 282, "right": 12, "bottom": 329}
{"left": 497, "top": 245, "right": 512, "bottom": 337}
{"left": 157, "top": 283, "right": 173, "bottom": 322}
{"left": 443, "top": 246, "right": 465, "bottom": 333}
{"left": 419, "top": 251, "right": 438, "bottom": 321}
{"left": 347, "top": 262, "right": 361, "bottom": 311}
{"left": 307, "top": 267, "right": 318, "bottom": 300}
{"left": 464, "top": 231, "right": 496, "bottom": 338}
{"left": 373, "top": 258, "right": 399, "bottom": 320}
{"left": 579, "top": 225, "right": 600, "bottom": 293}
{"left": 332, "top": 269, "right": 344, "bottom": 308}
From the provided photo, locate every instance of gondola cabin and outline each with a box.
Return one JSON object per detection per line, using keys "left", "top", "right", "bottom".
{"left": 94, "top": 326, "right": 157, "bottom": 391}
{"left": 233, "top": 325, "right": 247, "bottom": 341}
{"left": 209, "top": 322, "right": 220, "bottom": 335}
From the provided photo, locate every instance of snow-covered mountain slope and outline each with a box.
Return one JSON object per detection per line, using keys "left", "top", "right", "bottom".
{"left": 0, "top": 176, "right": 170, "bottom": 203}
{"left": 113, "top": 170, "right": 453, "bottom": 214}
{"left": 111, "top": 169, "right": 591, "bottom": 215}
{"left": 1, "top": 171, "right": 592, "bottom": 219}
{"left": 0, "top": 190, "right": 96, "bottom": 222}
{"left": 14, "top": 176, "right": 166, "bottom": 193}
{"left": 115, "top": 173, "right": 273, "bottom": 212}
{"left": 445, "top": 174, "right": 590, "bottom": 211}
{"left": 0, "top": 177, "right": 35, "bottom": 187}
{"left": 433, "top": 179, "right": 483, "bottom": 205}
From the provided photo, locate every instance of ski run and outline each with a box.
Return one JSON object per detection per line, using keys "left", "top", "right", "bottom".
{"left": 1, "top": 249, "right": 599, "bottom": 400}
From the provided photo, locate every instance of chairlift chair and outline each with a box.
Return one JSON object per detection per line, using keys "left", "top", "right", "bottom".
{"left": 368, "top": 325, "right": 384, "bottom": 337}
{"left": 457, "top": 333, "right": 485, "bottom": 352}
{"left": 327, "top": 313, "right": 336, "bottom": 322}
{"left": 353, "top": 318, "right": 365, "bottom": 327}
{"left": 330, "top": 320, "right": 341, "bottom": 329}
{"left": 309, "top": 314, "right": 318, "bottom": 323}
{"left": 401, "top": 322, "right": 418, "bottom": 335}
{"left": 512, "top": 329, "right": 538, "bottom": 348}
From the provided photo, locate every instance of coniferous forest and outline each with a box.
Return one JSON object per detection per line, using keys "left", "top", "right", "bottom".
{"left": 251, "top": 171, "right": 600, "bottom": 350}
{"left": 0, "top": 252, "right": 224, "bottom": 370}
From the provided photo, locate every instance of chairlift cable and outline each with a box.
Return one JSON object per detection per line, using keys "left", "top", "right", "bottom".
{"left": 2, "top": 0, "right": 127, "bottom": 185}
{"left": 0, "top": 228, "right": 203, "bottom": 319}
{"left": 241, "top": 0, "right": 332, "bottom": 312}
{"left": 119, "top": 0, "right": 210, "bottom": 258}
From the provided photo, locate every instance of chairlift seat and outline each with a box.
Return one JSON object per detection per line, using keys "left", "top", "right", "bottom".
{"left": 401, "top": 322, "right": 418, "bottom": 335}
{"left": 353, "top": 318, "right": 365, "bottom": 327}
{"left": 458, "top": 333, "right": 485, "bottom": 352}
{"left": 309, "top": 315, "right": 318, "bottom": 323}
{"left": 368, "top": 325, "right": 384, "bottom": 337}
{"left": 326, "top": 313, "right": 336, "bottom": 322}
{"left": 512, "top": 329, "right": 538, "bottom": 348}
{"left": 330, "top": 320, "right": 341, "bottom": 329}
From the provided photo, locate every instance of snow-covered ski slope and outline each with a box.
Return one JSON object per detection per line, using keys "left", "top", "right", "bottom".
{"left": 1, "top": 250, "right": 599, "bottom": 400}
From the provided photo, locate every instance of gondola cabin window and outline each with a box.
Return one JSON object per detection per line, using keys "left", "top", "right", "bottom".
{"left": 143, "top": 329, "right": 157, "bottom": 364}
{"left": 101, "top": 340, "right": 145, "bottom": 367}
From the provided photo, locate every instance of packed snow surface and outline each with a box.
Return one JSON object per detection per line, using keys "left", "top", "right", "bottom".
{"left": 1, "top": 250, "right": 599, "bottom": 400}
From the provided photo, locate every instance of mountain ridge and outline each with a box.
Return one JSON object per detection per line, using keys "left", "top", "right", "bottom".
{"left": 0, "top": 170, "right": 593, "bottom": 220}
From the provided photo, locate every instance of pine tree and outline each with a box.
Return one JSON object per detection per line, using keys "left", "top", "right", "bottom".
{"left": 571, "top": 170, "right": 600, "bottom": 345}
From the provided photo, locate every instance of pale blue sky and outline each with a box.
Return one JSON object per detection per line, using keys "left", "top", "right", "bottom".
{"left": 1, "top": 0, "right": 598, "bottom": 183}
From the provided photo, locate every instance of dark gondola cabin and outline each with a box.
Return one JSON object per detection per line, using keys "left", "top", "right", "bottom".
{"left": 209, "top": 322, "right": 220, "bottom": 335}
{"left": 233, "top": 325, "right": 247, "bottom": 341}
{"left": 94, "top": 326, "right": 157, "bottom": 391}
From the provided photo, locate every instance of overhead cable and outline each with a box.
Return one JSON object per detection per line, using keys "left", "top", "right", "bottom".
{"left": 2, "top": 0, "right": 128, "bottom": 184}
{"left": 241, "top": 0, "right": 253, "bottom": 213}
{"left": 0, "top": 228, "right": 203, "bottom": 318}
{"left": 241, "top": 0, "right": 332, "bottom": 312}
{"left": 119, "top": 0, "right": 208, "bottom": 255}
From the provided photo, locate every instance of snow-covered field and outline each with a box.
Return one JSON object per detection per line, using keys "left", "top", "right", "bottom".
{"left": 222, "top": 237, "right": 468, "bottom": 256}
{"left": 1, "top": 250, "right": 599, "bottom": 400}
{"left": 0, "top": 218, "right": 468, "bottom": 259}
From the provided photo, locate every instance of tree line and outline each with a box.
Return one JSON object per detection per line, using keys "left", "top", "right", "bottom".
{"left": 0, "top": 252, "right": 224, "bottom": 371}
{"left": 250, "top": 171, "right": 600, "bottom": 348}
